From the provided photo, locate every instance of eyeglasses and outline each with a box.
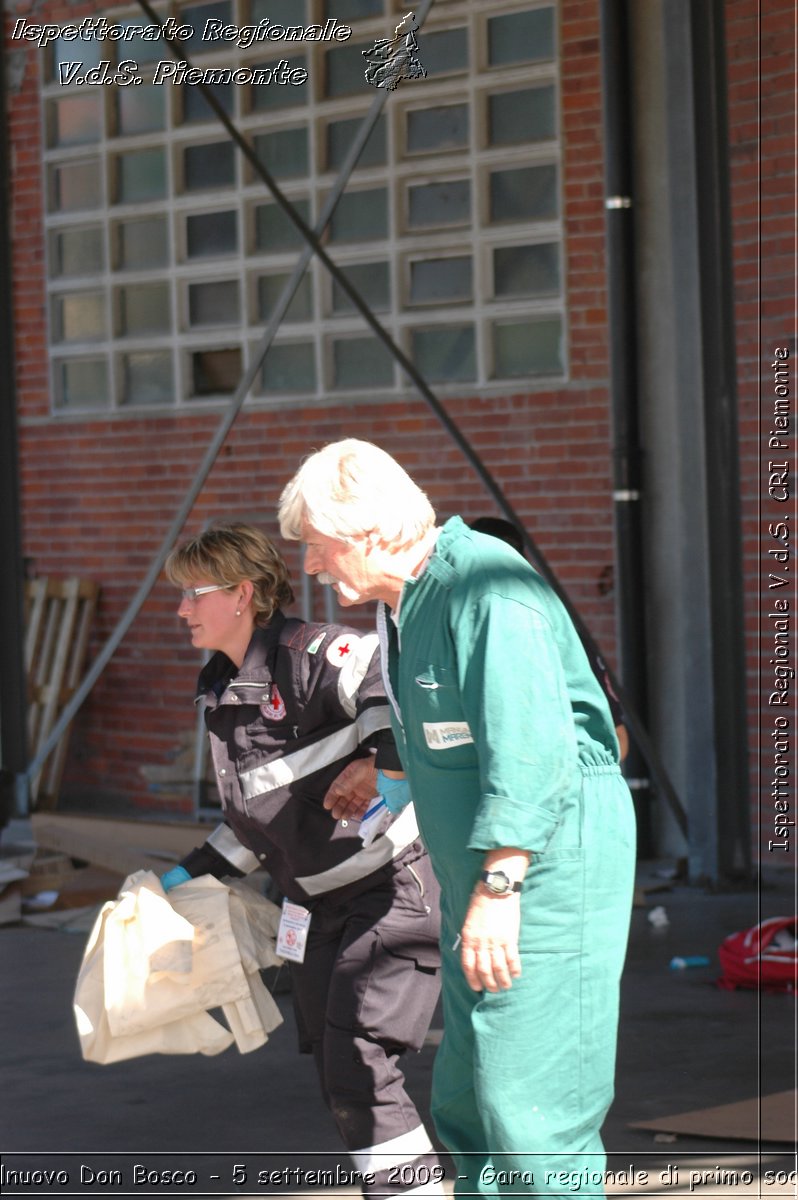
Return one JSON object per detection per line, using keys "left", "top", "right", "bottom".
{"left": 180, "top": 584, "right": 231, "bottom": 603}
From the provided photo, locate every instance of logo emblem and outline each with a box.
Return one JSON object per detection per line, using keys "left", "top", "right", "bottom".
{"left": 423, "top": 721, "right": 474, "bottom": 750}
{"left": 326, "top": 633, "right": 360, "bottom": 666}
{"left": 307, "top": 632, "right": 325, "bottom": 655}
{"left": 261, "top": 684, "right": 287, "bottom": 722}
{"left": 363, "top": 11, "right": 426, "bottom": 91}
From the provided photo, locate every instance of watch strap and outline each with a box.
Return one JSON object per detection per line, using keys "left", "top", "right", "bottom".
{"left": 480, "top": 869, "right": 522, "bottom": 895}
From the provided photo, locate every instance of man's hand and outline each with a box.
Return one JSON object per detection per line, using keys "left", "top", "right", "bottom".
{"left": 460, "top": 847, "right": 529, "bottom": 992}
{"left": 323, "top": 758, "right": 379, "bottom": 820}
{"left": 460, "top": 889, "right": 522, "bottom": 993}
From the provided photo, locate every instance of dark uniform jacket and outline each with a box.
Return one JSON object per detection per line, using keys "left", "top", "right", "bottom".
{"left": 181, "top": 610, "right": 418, "bottom": 907}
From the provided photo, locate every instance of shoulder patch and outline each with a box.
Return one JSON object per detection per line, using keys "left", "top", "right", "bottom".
{"left": 326, "top": 633, "right": 360, "bottom": 667}
{"left": 261, "top": 683, "right": 287, "bottom": 722}
{"left": 307, "top": 632, "right": 326, "bottom": 656}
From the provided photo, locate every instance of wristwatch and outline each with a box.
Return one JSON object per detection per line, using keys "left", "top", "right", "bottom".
{"left": 479, "top": 869, "right": 523, "bottom": 896}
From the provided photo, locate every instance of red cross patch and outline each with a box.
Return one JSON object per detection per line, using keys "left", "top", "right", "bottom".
{"left": 326, "top": 634, "right": 359, "bottom": 667}
{"left": 261, "top": 684, "right": 287, "bottom": 722}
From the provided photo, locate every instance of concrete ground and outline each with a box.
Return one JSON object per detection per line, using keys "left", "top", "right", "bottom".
{"left": 0, "top": 828, "right": 795, "bottom": 1198}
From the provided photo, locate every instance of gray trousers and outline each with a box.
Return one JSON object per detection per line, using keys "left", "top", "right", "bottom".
{"left": 290, "top": 845, "right": 442, "bottom": 1196}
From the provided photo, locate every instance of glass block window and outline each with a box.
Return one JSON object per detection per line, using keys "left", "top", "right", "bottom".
{"left": 253, "top": 128, "right": 309, "bottom": 180}
{"left": 493, "top": 243, "right": 560, "bottom": 298}
{"left": 326, "top": 115, "right": 386, "bottom": 171}
{"left": 251, "top": 0, "right": 306, "bottom": 21}
{"left": 43, "top": 2, "right": 564, "bottom": 412}
{"left": 332, "top": 262, "right": 390, "bottom": 314}
{"left": 53, "top": 292, "right": 106, "bottom": 343}
{"left": 489, "top": 164, "right": 558, "bottom": 224}
{"left": 412, "top": 325, "right": 476, "bottom": 382}
{"left": 407, "top": 180, "right": 471, "bottom": 229}
{"left": 329, "top": 188, "right": 388, "bottom": 242}
{"left": 332, "top": 336, "right": 393, "bottom": 389}
{"left": 325, "top": 42, "right": 375, "bottom": 99}
{"left": 115, "top": 20, "right": 167, "bottom": 65}
{"left": 251, "top": 56, "right": 308, "bottom": 112}
{"left": 262, "top": 341, "right": 317, "bottom": 392}
{"left": 186, "top": 210, "right": 238, "bottom": 259}
{"left": 254, "top": 199, "right": 311, "bottom": 252}
{"left": 50, "top": 227, "right": 104, "bottom": 278}
{"left": 121, "top": 352, "right": 174, "bottom": 406}
{"left": 118, "top": 284, "right": 171, "bottom": 337}
{"left": 56, "top": 359, "right": 109, "bottom": 408}
{"left": 406, "top": 105, "right": 469, "bottom": 155}
{"left": 422, "top": 27, "right": 469, "bottom": 75}
{"left": 181, "top": 1, "right": 232, "bottom": 54}
{"left": 257, "top": 273, "right": 314, "bottom": 323}
{"left": 116, "top": 217, "right": 169, "bottom": 270}
{"left": 488, "top": 85, "right": 556, "bottom": 146}
{"left": 487, "top": 8, "right": 556, "bottom": 66}
{"left": 409, "top": 256, "right": 472, "bottom": 305}
{"left": 492, "top": 317, "right": 564, "bottom": 377}
{"left": 183, "top": 142, "right": 235, "bottom": 191}
{"left": 182, "top": 82, "right": 235, "bottom": 125}
{"left": 49, "top": 160, "right": 101, "bottom": 213}
{"left": 49, "top": 35, "right": 103, "bottom": 80}
{"left": 324, "top": 0, "right": 383, "bottom": 20}
{"left": 114, "top": 148, "right": 167, "bottom": 204}
{"left": 47, "top": 96, "right": 101, "bottom": 148}
{"left": 192, "top": 347, "right": 241, "bottom": 395}
{"left": 115, "top": 87, "right": 166, "bottom": 137}
{"left": 188, "top": 280, "right": 240, "bottom": 326}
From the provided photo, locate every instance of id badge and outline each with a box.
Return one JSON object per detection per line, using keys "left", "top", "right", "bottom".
{"left": 276, "top": 898, "right": 311, "bottom": 963}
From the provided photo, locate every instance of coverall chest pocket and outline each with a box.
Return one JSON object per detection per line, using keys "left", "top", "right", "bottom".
{"left": 412, "top": 662, "right": 477, "bottom": 768}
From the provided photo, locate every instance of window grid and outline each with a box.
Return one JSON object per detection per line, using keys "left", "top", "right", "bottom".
{"left": 43, "top": 0, "right": 565, "bottom": 412}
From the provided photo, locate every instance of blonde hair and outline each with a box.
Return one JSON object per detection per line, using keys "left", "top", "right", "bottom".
{"left": 278, "top": 439, "right": 435, "bottom": 550}
{"left": 165, "top": 523, "right": 294, "bottom": 626}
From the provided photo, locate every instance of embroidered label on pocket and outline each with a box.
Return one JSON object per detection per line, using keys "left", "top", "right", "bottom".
{"left": 423, "top": 721, "right": 474, "bottom": 749}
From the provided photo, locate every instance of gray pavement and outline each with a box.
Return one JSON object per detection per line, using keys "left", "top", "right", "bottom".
{"left": 0, "top": 847, "right": 795, "bottom": 1197}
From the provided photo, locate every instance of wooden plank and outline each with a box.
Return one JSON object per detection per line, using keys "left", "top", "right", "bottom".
{"left": 23, "top": 577, "right": 49, "bottom": 675}
{"left": 42, "top": 581, "right": 98, "bottom": 803}
{"left": 30, "top": 813, "right": 210, "bottom": 877}
{"left": 24, "top": 577, "right": 99, "bottom": 810}
{"left": 31, "top": 579, "right": 80, "bottom": 805}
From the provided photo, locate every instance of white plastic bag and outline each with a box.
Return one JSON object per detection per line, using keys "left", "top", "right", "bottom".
{"left": 73, "top": 872, "right": 283, "bottom": 1063}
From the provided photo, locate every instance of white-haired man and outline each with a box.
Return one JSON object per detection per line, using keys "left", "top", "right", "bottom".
{"left": 279, "top": 439, "right": 636, "bottom": 1198}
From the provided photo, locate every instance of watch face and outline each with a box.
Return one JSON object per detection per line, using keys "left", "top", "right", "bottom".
{"left": 484, "top": 870, "right": 510, "bottom": 894}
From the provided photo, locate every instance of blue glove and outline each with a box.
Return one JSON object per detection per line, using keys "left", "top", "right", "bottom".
{"left": 376, "top": 770, "right": 412, "bottom": 815}
{"left": 160, "top": 865, "right": 191, "bottom": 893}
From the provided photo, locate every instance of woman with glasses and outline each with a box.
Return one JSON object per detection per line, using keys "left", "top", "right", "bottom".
{"left": 161, "top": 523, "right": 443, "bottom": 1199}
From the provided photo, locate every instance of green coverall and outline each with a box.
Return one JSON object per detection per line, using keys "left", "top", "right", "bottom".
{"left": 377, "top": 517, "right": 636, "bottom": 1198}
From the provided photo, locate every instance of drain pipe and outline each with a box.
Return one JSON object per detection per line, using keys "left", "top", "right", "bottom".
{"left": 0, "top": 5, "right": 29, "bottom": 831}
{"left": 599, "top": 0, "right": 654, "bottom": 855}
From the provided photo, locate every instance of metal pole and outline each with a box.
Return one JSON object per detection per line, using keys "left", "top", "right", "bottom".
{"left": 689, "top": 0, "right": 751, "bottom": 877}
{"left": 0, "top": 0, "right": 30, "bottom": 825}
{"left": 599, "top": 0, "right": 655, "bottom": 853}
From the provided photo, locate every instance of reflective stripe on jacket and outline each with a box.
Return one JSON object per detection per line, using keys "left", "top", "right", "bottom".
{"left": 187, "top": 610, "right": 412, "bottom": 906}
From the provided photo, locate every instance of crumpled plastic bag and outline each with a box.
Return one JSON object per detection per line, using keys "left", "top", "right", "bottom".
{"left": 73, "top": 871, "right": 284, "bottom": 1063}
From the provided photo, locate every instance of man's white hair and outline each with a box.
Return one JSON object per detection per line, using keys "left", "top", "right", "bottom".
{"left": 278, "top": 439, "right": 436, "bottom": 549}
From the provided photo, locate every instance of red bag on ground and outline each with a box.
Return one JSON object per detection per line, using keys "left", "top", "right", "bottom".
{"left": 717, "top": 916, "right": 797, "bottom": 992}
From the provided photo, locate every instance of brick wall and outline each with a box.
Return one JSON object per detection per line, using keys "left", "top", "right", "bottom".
{"left": 7, "top": 0, "right": 618, "bottom": 814}
{"left": 726, "top": 0, "right": 796, "bottom": 856}
{"left": 12, "top": 0, "right": 787, "bottom": 847}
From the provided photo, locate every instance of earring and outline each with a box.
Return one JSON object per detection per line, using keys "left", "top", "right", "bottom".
{"left": 236, "top": 609, "right": 241, "bottom": 617}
